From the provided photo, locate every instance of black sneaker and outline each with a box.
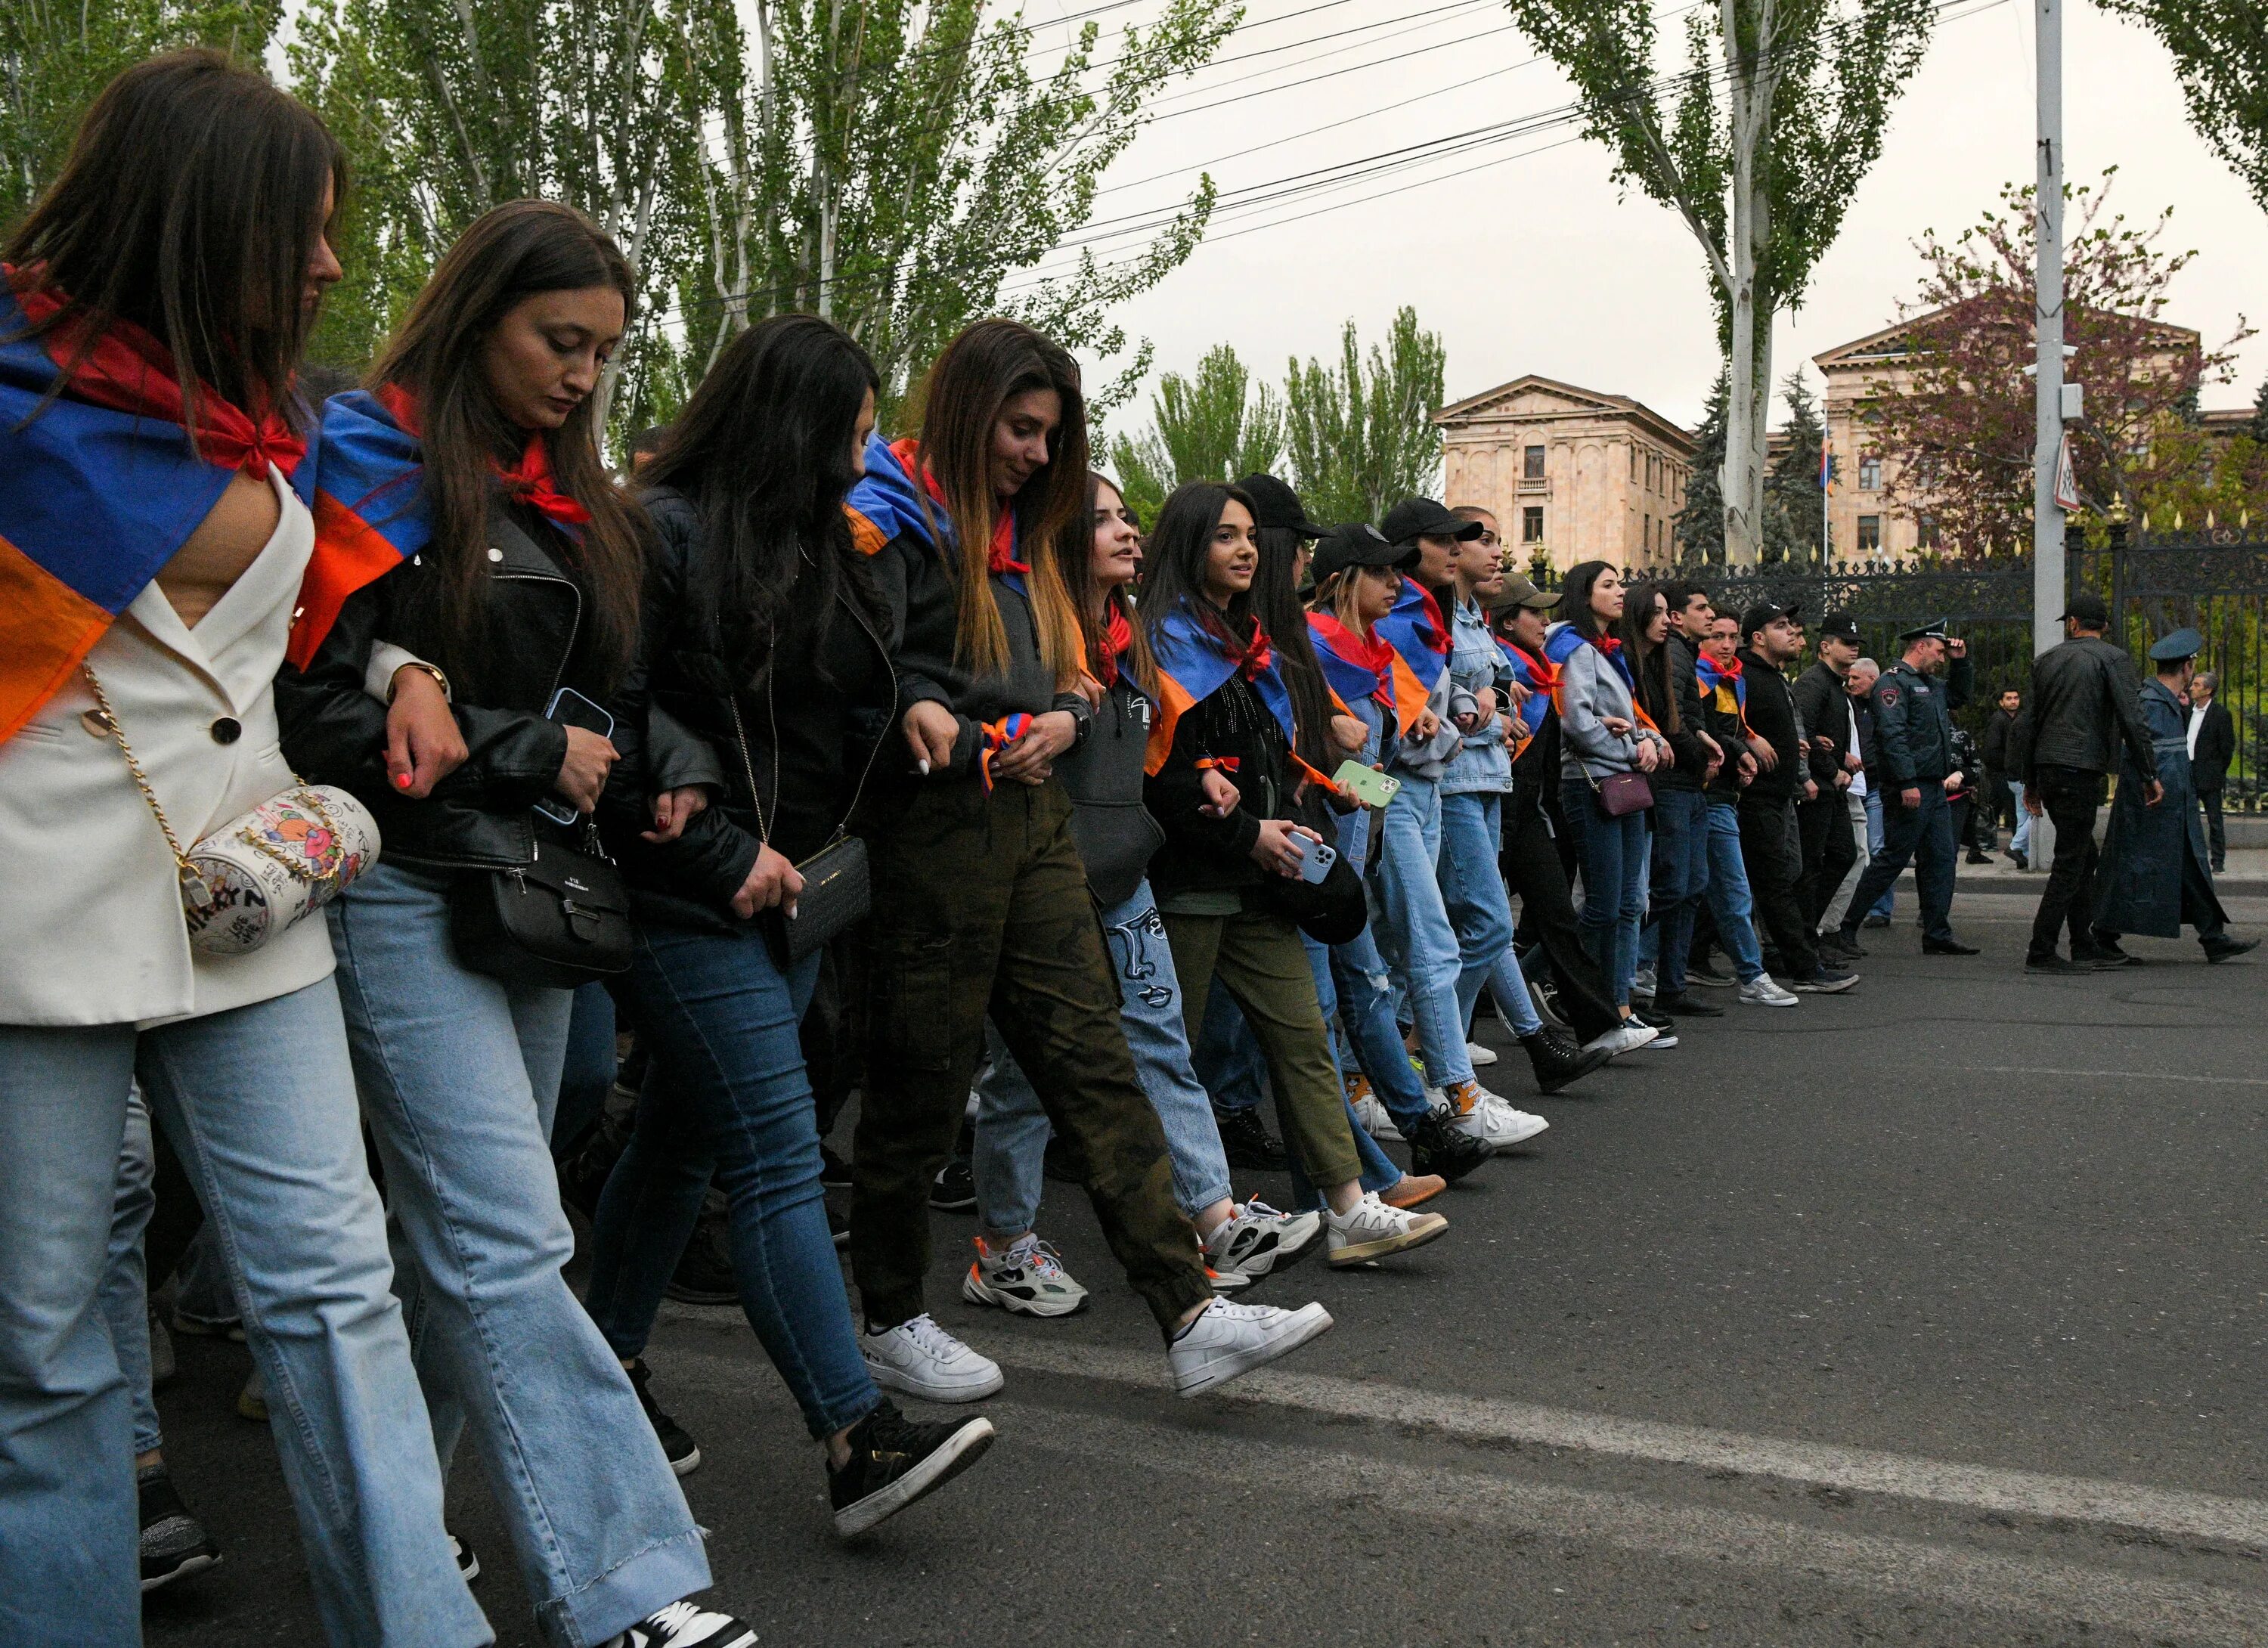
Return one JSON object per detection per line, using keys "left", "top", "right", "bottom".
{"left": 1792, "top": 966, "right": 1858, "bottom": 993}
{"left": 606, "top": 1601, "right": 760, "bottom": 1647}
{"left": 138, "top": 1464, "right": 219, "bottom": 1592}
{"left": 1686, "top": 955, "right": 1734, "bottom": 988}
{"left": 625, "top": 1358, "right": 702, "bottom": 1477}
{"left": 2025, "top": 953, "right": 2082, "bottom": 974}
{"left": 929, "top": 1157, "right": 977, "bottom": 1212}
{"left": 664, "top": 1206, "right": 738, "bottom": 1306}
{"left": 1214, "top": 1106, "right": 1290, "bottom": 1172}
{"left": 2203, "top": 935, "right": 2258, "bottom": 964}
{"left": 1405, "top": 1110, "right": 1495, "bottom": 1182}
{"left": 819, "top": 1143, "right": 854, "bottom": 1189}
{"left": 829, "top": 1399, "right": 996, "bottom": 1537}
{"left": 1965, "top": 852, "right": 1994, "bottom": 865}
{"left": 1861, "top": 913, "right": 1892, "bottom": 930}
{"left": 1652, "top": 990, "right": 1724, "bottom": 1018}
{"left": 1818, "top": 929, "right": 1866, "bottom": 961}
{"left": 1922, "top": 937, "right": 1980, "bottom": 956}
{"left": 2084, "top": 931, "right": 2142, "bottom": 967}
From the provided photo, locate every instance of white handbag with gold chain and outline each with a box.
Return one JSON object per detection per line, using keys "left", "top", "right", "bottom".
{"left": 81, "top": 664, "right": 381, "bottom": 956}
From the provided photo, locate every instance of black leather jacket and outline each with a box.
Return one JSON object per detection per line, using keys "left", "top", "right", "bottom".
{"left": 279, "top": 500, "right": 591, "bottom": 870}
{"left": 598, "top": 486, "right": 895, "bottom": 931}
{"left": 2012, "top": 635, "right": 2156, "bottom": 783}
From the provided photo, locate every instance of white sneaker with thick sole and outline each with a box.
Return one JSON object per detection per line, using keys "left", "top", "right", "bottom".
{"left": 1583, "top": 1021, "right": 1659, "bottom": 1058}
{"left": 603, "top": 1601, "right": 760, "bottom": 1648}
{"left": 860, "top": 1314, "right": 1005, "bottom": 1402}
{"left": 1440, "top": 1080, "right": 1548, "bottom": 1149}
{"left": 1170, "top": 1298, "right": 1334, "bottom": 1396}
{"left": 1325, "top": 1192, "right": 1450, "bottom": 1267}
{"left": 1204, "top": 1199, "right": 1325, "bottom": 1282}
{"left": 1737, "top": 975, "right": 1800, "bottom": 1008}
{"left": 1465, "top": 1039, "right": 1498, "bottom": 1067}
{"left": 962, "top": 1234, "right": 1089, "bottom": 1318}
{"left": 1349, "top": 1091, "right": 1399, "bottom": 1141}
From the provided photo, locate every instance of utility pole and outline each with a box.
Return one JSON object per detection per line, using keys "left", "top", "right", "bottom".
{"left": 2031, "top": 0, "right": 2063, "bottom": 658}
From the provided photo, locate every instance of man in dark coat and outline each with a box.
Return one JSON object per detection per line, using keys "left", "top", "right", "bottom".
{"left": 2189, "top": 670, "right": 2235, "bottom": 872}
{"left": 2012, "top": 592, "right": 2159, "bottom": 973}
{"left": 2091, "top": 630, "right": 2256, "bottom": 964}
{"left": 1790, "top": 610, "right": 1863, "bottom": 957}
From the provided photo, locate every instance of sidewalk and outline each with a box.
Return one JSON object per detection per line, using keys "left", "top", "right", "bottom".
{"left": 1951, "top": 841, "right": 2268, "bottom": 894}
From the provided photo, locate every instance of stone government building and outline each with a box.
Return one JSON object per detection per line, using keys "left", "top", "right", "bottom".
{"left": 1439, "top": 308, "right": 2253, "bottom": 573}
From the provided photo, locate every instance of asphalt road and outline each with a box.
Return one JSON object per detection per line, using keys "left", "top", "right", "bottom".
{"left": 145, "top": 884, "right": 2268, "bottom": 1647}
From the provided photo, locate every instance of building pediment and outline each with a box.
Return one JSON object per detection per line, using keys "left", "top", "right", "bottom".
{"left": 1436, "top": 373, "right": 1693, "bottom": 453}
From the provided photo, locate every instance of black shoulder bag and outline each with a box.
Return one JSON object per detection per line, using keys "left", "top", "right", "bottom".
{"left": 728, "top": 667, "right": 874, "bottom": 969}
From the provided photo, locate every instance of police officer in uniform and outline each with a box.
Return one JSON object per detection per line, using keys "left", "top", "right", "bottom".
{"left": 1833, "top": 620, "right": 1978, "bottom": 956}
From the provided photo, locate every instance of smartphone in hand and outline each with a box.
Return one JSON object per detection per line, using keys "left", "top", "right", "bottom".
{"left": 1331, "top": 760, "right": 1401, "bottom": 810}
{"left": 535, "top": 686, "right": 615, "bottom": 826}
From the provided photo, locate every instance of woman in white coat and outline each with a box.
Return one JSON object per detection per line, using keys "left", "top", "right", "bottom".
{"left": 0, "top": 53, "right": 486, "bottom": 1647}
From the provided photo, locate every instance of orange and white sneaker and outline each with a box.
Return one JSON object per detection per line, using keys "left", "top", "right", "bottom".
{"left": 1345, "top": 1072, "right": 1398, "bottom": 1140}
{"left": 960, "top": 1234, "right": 1089, "bottom": 1318}
{"left": 1441, "top": 1078, "right": 1549, "bottom": 1150}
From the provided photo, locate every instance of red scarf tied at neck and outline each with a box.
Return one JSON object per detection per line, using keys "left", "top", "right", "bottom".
{"left": 1706, "top": 651, "right": 1743, "bottom": 680}
{"left": 1591, "top": 632, "right": 1623, "bottom": 657}
{"left": 1096, "top": 602, "right": 1134, "bottom": 686}
{"left": 9, "top": 268, "right": 303, "bottom": 479}
{"left": 377, "top": 383, "right": 591, "bottom": 528}
{"left": 890, "top": 436, "right": 1024, "bottom": 575}
{"left": 1225, "top": 613, "right": 1274, "bottom": 680}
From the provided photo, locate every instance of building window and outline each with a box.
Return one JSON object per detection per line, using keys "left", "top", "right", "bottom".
{"left": 1918, "top": 514, "right": 1941, "bottom": 550}
{"left": 1857, "top": 514, "right": 1882, "bottom": 554}
{"left": 1523, "top": 445, "right": 1545, "bottom": 481}
{"left": 1629, "top": 446, "right": 1637, "bottom": 480}
{"left": 1523, "top": 506, "right": 1545, "bottom": 543}
{"left": 1858, "top": 454, "right": 1882, "bottom": 491}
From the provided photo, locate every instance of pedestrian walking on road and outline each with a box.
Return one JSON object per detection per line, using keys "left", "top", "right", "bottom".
{"left": 2010, "top": 593, "right": 2160, "bottom": 974}
{"left": 1983, "top": 686, "right": 2031, "bottom": 867}
{"left": 1834, "top": 620, "right": 1977, "bottom": 957}
{"left": 2089, "top": 630, "right": 2256, "bottom": 966}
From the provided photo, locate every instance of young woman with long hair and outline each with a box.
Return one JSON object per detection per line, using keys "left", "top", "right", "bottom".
{"left": 849, "top": 319, "right": 1331, "bottom": 1401}
{"left": 1543, "top": 561, "right": 1672, "bottom": 1015}
{"left": 963, "top": 474, "right": 1325, "bottom": 1315}
{"left": 280, "top": 201, "right": 757, "bottom": 1648}
{"left": 1140, "top": 481, "right": 1452, "bottom": 1268}
{"left": 0, "top": 51, "right": 486, "bottom": 1645}
{"left": 582, "top": 312, "right": 995, "bottom": 1538}
{"left": 1622, "top": 581, "right": 1718, "bottom": 1019}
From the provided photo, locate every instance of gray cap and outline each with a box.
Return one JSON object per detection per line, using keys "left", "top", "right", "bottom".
{"left": 2149, "top": 627, "right": 2203, "bottom": 663}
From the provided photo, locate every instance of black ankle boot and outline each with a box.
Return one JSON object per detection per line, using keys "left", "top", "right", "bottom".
{"left": 1520, "top": 1027, "right": 1610, "bottom": 1095}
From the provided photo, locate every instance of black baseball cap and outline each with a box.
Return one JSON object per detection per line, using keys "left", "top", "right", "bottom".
{"left": 1380, "top": 497, "right": 1485, "bottom": 547}
{"left": 1818, "top": 609, "right": 1861, "bottom": 643}
{"left": 1739, "top": 601, "right": 1801, "bottom": 643}
{"left": 1312, "top": 522, "right": 1419, "bottom": 583}
{"left": 2058, "top": 592, "right": 2109, "bottom": 627}
{"left": 1234, "top": 473, "right": 1328, "bottom": 538}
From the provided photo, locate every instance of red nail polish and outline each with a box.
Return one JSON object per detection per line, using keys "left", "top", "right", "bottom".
{"left": 395, "top": 771, "right": 413, "bottom": 788}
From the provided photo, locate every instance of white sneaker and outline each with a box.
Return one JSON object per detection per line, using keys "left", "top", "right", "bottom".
{"left": 1325, "top": 1192, "right": 1449, "bottom": 1268}
{"left": 860, "top": 1314, "right": 1004, "bottom": 1402}
{"left": 1465, "top": 1039, "right": 1498, "bottom": 1067}
{"left": 962, "top": 1234, "right": 1089, "bottom": 1318}
{"left": 1737, "top": 975, "right": 1800, "bottom": 1008}
{"left": 1204, "top": 1199, "right": 1325, "bottom": 1282}
{"left": 603, "top": 1600, "right": 759, "bottom": 1648}
{"left": 1349, "top": 1091, "right": 1399, "bottom": 1141}
{"left": 1631, "top": 965, "right": 1657, "bottom": 1002}
{"left": 1169, "top": 1297, "right": 1334, "bottom": 1397}
{"left": 1440, "top": 1080, "right": 1548, "bottom": 1149}
{"left": 1583, "top": 1021, "right": 1659, "bottom": 1058}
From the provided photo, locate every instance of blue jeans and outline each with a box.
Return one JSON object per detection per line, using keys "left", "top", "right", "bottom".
{"left": 1700, "top": 800, "right": 1768, "bottom": 983}
{"left": 330, "top": 863, "right": 707, "bottom": 1646}
{"left": 1299, "top": 935, "right": 1414, "bottom": 1203}
{"left": 973, "top": 883, "right": 1236, "bottom": 1236}
{"left": 1322, "top": 925, "right": 1432, "bottom": 1129}
{"left": 1436, "top": 790, "right": 1544, "bottom": 1040}
{"left": 1642, "top": 788, "right": 1712, "bottom": 993}
{"left": 586, "top": 924, "right": 881, "bottom": 1442}
{"left": 1863, "top": 789, "right": 1895, "bottom": 918}
{"left": 1369, "top": 774, "right": 1477, "bottom": 1088}
{"left": 1560, "top": 776, "right": 1651, "bottom": 1006}
{"left": 2007, "top": 779, "right": 2033, "bottom": 857}
{"left": 553, "top": 981, "right": 618, "bottom": 1157}
{"left": 0, "top": 980, "right": 485, "bottom": 1648}
{"left": 96, "top": 1087, "right": 164, "bottom": 1460}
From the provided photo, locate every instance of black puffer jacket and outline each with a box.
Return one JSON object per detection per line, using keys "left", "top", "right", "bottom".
{"left": 280, "top": 500, "right": 587, "bottom": 870}
{"left": 598, "top": 486, "right": 894, "bottom": 931}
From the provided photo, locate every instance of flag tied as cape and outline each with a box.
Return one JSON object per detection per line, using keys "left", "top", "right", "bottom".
{"left": 1306, "top": 612, "right": 1396, "bottom": 711}
{"left": 844, "top": 433, "right": 1025, "bottom": 590}
{"left": 1541, "top": 621, "right": 1659, "bottom": 733}
{"left": 1143, "top": 600, "right": 1301, "bottom": 778}
{"left": 1495, "top": 639, "right": 1557, "bottom": 750}
{"left": 1695, "top": 651, "right": 1750, "bottom": 730}
{"left": 0, "top": 268, "right": 318, "bottom": 742}
{"left": 1365, "top": 578, "right": 1448, "bottom": 735}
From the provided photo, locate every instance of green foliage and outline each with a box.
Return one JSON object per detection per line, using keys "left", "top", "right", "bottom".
{"left": 2, "top": 0, "right": 281, "bottom": 233}
{"left": 1106, "top": 343, "right": 1284, "bottom": 526}
{"left": 1281, "top": 307, "right": 1445, "bottom": 528}
{"left": 1674, "top": 369, "right": 1729, "bottom": 563}
{"left": 1764, "top": 370, "right": 1825, "bottom": 563}
{"left": 2251, "top": 374, "right": 2268, "bottom": 445}
{"left": 2098, "top": 1, "right": 2268, "bottom": 217}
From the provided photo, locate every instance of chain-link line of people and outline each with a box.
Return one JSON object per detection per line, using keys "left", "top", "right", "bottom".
{"left": 2, "top": 51, "right": 2251, "bottom": 1648}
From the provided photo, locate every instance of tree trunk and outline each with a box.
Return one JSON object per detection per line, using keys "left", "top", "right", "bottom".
{"left": 1717, "top": 0, "right": 1778, "bottom": 566}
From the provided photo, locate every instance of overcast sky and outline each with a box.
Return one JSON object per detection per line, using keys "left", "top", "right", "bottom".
{"left": 1044, "top": 0, "right": 2268, "bottom": 438}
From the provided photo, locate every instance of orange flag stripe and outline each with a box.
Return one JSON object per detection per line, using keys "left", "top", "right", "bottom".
{"left": 0, "top": 531, "right": 113, "bottom": 745}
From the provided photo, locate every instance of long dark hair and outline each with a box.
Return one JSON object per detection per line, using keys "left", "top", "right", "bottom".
{"left": 1563, "top": 559, "right": 1618, "bottom": 644}
{"left": 1048, "top": 472, "right": 1157, "bottom": 698}
{"left": 6, "top": 50, "right": 343, "bottom": 438}
{"left": 1137, "top": 482, "right": 1256, "bottom": 650}
{"left": 912, "top": 318, "right": 1087, "bottom": 685}
{"left": 643, "top": 314, "right": 882, "bottom": 688}
{"left": 1253, "top": 519, "right": 1335, "bottom": 770}
{"left": 371, "top": 200, "right": 642, "bottom": 693}
{"left": 1619, "top": 580, "right": 1678, "bottom": 732}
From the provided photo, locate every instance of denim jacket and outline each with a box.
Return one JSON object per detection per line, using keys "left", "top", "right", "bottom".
{"left": 1439, "top": 594, "right": 1514, "bottom": 796}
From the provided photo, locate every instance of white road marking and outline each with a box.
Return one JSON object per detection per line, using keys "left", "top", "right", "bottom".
{"left": 986, "top": 1338, "right": 2268, "bottom": 1549}
{"left": 1957, "top": 1064, "right": 2268, "bottom": 1088}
